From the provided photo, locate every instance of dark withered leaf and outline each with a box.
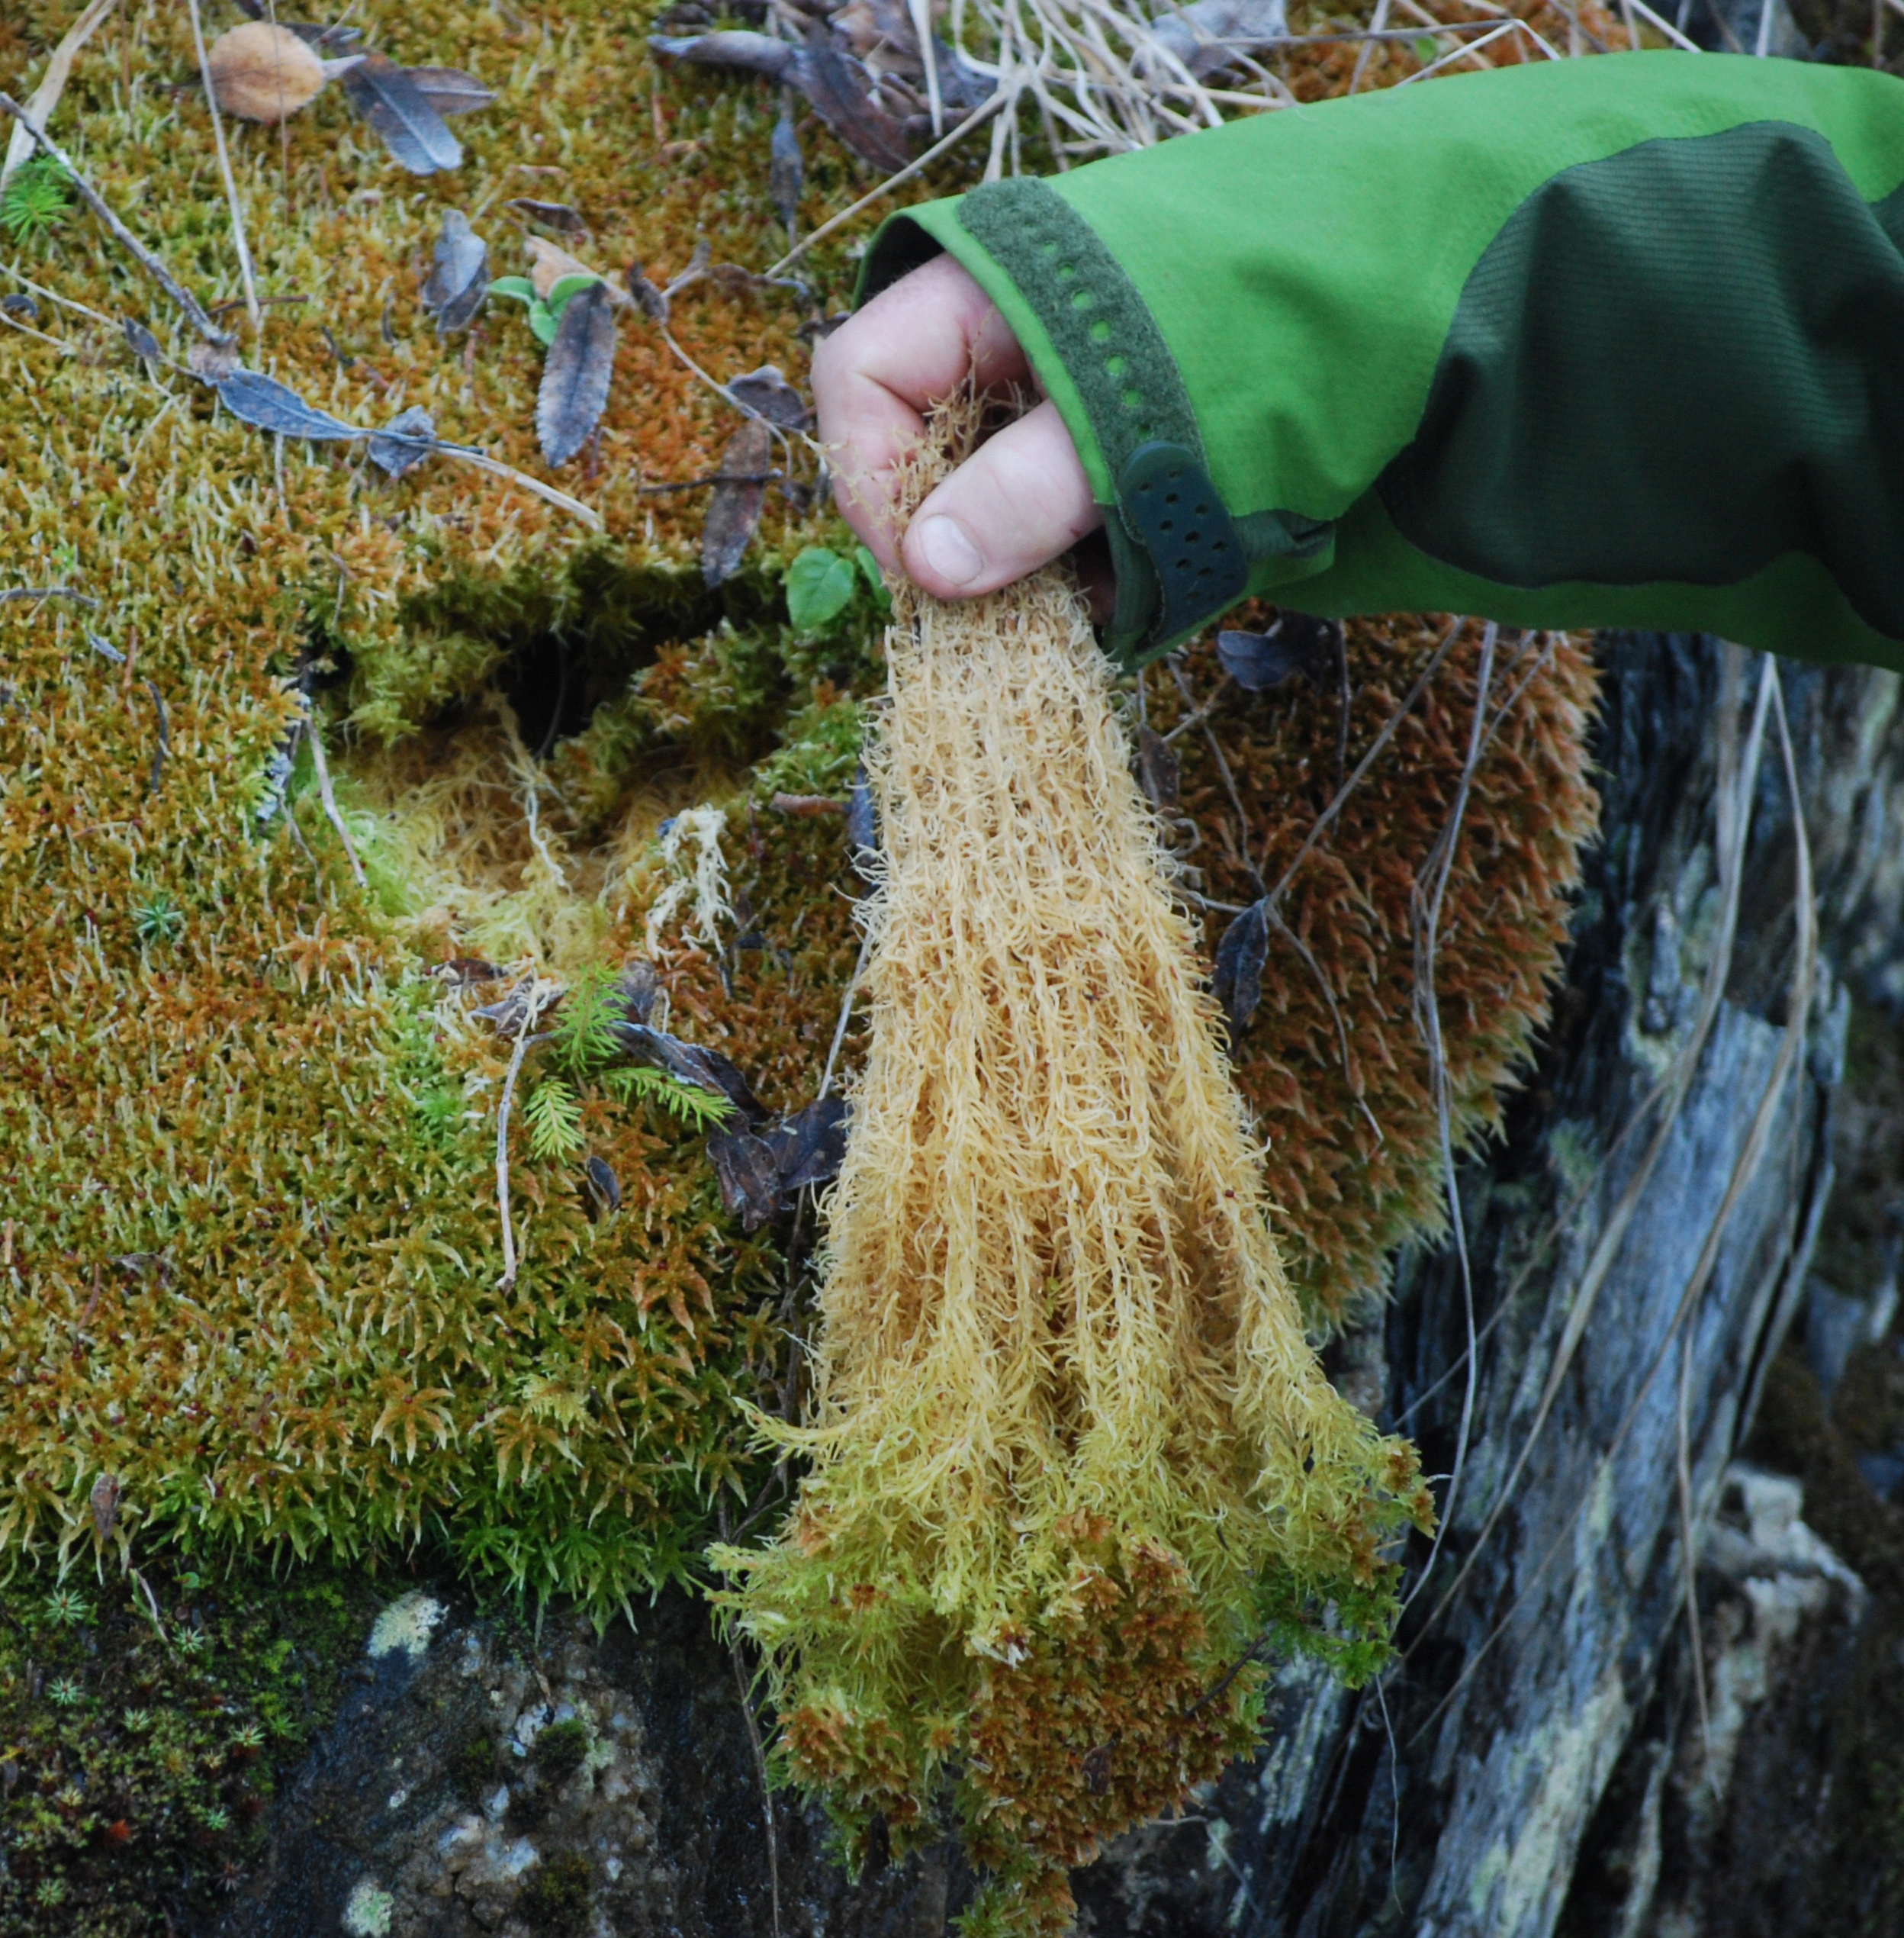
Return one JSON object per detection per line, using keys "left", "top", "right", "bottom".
{"left": 283, "top": 20, "right": 362, "bottom": 50}
{"left": 611, "top": 1020, "right": 767, "bottom": 1124}
{"left": 122, "top": 318, "right": 160, "bottom": 362}
{"left": 420, "top": 208, "right": 489, "bottom": 333}
{"left": 536, "top": 278, "right": 618, "bottom": 468}
{"left": 368, "top": 404, "right": 436, "bottom": 480}
{"left": 793, "top": 34, "right": 913, "bottom": 169}
{"left": 507, "top": 197, "right": 587, "bottom": 234}
{"left": 700, "top": 418, "right": 772, "bottom": 588}
{"left": 1217, "top": 612, "right": 1340, "bottom": 692}
{"left": 613, "top": 959, "right": 666, "bottom": 1026}
{"left": 1136, "top": 724, "right": 1180, "bottom": 811}
{"left": 340, "top": 52, "right": 463, "bottom": 175}
{"left": 770, "top": 108, "right": 803, "bottom": 233}
{"left": 1148, "top": 0, "right": 1289, "bottom": 76}
{"left": 582, "top": 1154, "right": 622, "bottom": 1216}
{"left": 214, "top": 369, "right": 359, "bottom": 440}
{"left": 625, "top": 264, "right": 668, "bottom": 324}
{"left": 648, "top": 29, "right": 797, "bottom": 81}
{"left": 768, "top": 1095, "right": 849, "bottom": 1196}
{"left": 847, "top": 763, "right": 878, "bottom": 875}
{"left": 727, "top": 363, "right": 810, "bottom": 430}
{"left": 706, "top": 1128, "right": 783, "bottom": 1231}
{"left": 440, "top": 957, "right": 503, "bottom": 984}
{"left": 404, "top": 65, "right": 497, "bottom": 115}
{"left": 187, "top": 337, "right": 241, "bottom": 381}
{"left": 1, "top": 293, "right": 39, "bottom": 321}
{"left": 1213, "top": 898, "right": 1269, "bottom": 1039}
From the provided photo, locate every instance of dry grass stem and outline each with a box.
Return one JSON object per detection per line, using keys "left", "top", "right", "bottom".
{"left": 182, "top": 0, "right": 264, "bottom": 334}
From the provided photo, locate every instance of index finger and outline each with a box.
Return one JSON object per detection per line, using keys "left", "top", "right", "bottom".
{"left": 811, "top": 253, "right": 1033, "bottom": 569}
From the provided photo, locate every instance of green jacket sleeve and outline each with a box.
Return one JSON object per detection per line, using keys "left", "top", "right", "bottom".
{"left": 859, "top": 52, "right": 1904, "bottom": 672}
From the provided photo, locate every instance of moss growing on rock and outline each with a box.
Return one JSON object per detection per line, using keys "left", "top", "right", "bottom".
{"left": 0, "top": 1554, "right": 378, "bottom": 1933}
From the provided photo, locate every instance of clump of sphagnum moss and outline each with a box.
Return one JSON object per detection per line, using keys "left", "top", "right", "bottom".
{"left": 0, "top": 1555, "right": 378, "bottom": 1935}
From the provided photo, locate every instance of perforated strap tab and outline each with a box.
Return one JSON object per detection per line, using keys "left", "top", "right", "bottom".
{"left": 1118, "top": 443, "right": 1250, "bottom": 645}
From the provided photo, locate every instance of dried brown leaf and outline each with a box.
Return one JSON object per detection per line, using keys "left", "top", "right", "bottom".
{"left": 700, "top": 418, "right": 773, "bottom": 588}
{"left": 205, "top": 22, "right": 326, "bottom": 124}
{"left": 793, "top": 34, "right": 913, "bottom": 169}
{"left": 727, "top": 363, "right": 810, "bottom": 430}
{"left": 536, "top": 278, "right": 618, "bottom": 469}
{"left": 339, "top": 52, "right": 462, "bottom": 174}
{"left": 508, "top": 197, "right": 587, "bottom": 234}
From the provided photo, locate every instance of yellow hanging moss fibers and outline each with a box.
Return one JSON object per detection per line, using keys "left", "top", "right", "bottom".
{"left": 718, "top": 423, "right": 1433, "bottom": 1935}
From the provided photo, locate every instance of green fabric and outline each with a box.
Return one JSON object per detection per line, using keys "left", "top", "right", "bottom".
{"left": 1378, "top": 121, "right": 1904, "bottom": 641}
{"left": 860, "top": 53, "right": 1904, "bottom": 668}
{"left": 957, "top": 180, "right": 1206, "bottom": 487}
{"left": 1314, "top": 491, "right": 1904, "bottom": 672}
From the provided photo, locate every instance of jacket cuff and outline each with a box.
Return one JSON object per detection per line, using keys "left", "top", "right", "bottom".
{"left": 860, "top": 182, "right": 1329, "bottom": 669}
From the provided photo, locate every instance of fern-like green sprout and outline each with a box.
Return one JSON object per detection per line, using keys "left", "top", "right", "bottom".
{"left": 0, "top": 158, "right": 72, "bottom": 243}
{"left": 525, "top": 1078, "right": 587, "bottom": 1162}
{"left": 549, "top": 961, "right": 623, "bottom": 1077}
{"left": 600, "top": 1063, "right": 733, "bottom": 1131}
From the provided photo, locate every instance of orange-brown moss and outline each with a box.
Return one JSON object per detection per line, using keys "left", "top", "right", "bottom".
{"left": 1153, "top": 617, "right": 1600, "bottom": 1323}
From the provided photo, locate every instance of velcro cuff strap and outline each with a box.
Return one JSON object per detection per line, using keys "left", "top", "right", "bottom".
{"left": 1118, "top": 443, "right": 1250, "bottom": 646}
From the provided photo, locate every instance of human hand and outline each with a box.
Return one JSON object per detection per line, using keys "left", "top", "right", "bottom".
{"left": 811, "top": 253, "right": 1106, "bottom": 602}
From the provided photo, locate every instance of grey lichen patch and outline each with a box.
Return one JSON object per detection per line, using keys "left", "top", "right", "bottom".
{"left": 217, "top": 1600, "right": 669, "bottom": 1937}
{"left": 368, "top": 1592, "right": 449, "bottom": 1663}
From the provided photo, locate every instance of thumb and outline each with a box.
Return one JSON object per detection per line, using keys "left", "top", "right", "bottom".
{"left": 899, "top": 399, "right": 1103, "bottom": 599}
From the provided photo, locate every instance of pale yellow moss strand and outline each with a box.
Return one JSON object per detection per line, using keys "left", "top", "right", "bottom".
{"left": 747, "top": 542, "right": 1397, "bottom": 1634}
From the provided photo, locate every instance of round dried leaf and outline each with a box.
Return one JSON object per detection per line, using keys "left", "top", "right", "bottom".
{"left": 207, "top": 22, "right": 327, "bottom": 125}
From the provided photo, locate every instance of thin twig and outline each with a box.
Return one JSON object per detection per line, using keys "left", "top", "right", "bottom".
{"left": 638, "top": 468, "right": 782, "bottom": 495}
{"left": 719, "top": 1503, "right": 785, "bottom": 1938}
{"left": 819, "top": 921, "right": 877, "bottom": 1100}
{"left": 1159, "top": 670, "right": 1233, "bottom": 745}
{"left": 764, "top": 85, "right": 1011, "bottom": 278}
{"left": 1410, "top": 655, "right": 1774, "bottom": 1646}
{"left": 302, "top": 702, "right": 367, "bottom": 888}
{"left": 1405, "top": 655, "right": 1812, "bottom": 1742}
{"left": 429, "top": 449, "right": 606, "bottom": 530}
{"left": 1262, "top": 617, "right": 1465, "bottom": 907}
{"left": 1676, "top": 1330, "right": 1716, "bottom": 1792}
{"left": 0, "top": 94, "right": 230, "bottom": 345}
{"left": 1397, "top": 622, "right": 1497, "bottom": 1614}
{"left": 0, "top": 585, "right": 97, "bottom": 607}
{"left": 183, "top": 0, "right": 262, "bottom": 333}
{"left": 1, "top": 0, "right": 120, "bottom": 192}
{"left": 495, "top": 980, "right": 553, "bottom": 1292}
{"left": 143, "top": 680, "right": 169, "bottom": 796}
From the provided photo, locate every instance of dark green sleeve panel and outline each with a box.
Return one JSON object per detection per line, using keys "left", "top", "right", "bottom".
{"left": 860, "top": 52, "right": 1904, "bottom": 672}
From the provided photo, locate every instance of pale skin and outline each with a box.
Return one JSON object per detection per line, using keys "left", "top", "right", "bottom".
{"left": 811, "top": 253, "right": 1108, "bottom": 604}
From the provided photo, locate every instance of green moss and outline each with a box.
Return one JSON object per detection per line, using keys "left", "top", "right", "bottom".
{"left": 519, "top": 1848, "right": 593, "bottom": 1931}
{"left": 0, "top": 1553, "right": 376, "bottom": 1936}
{"left": 532, "top": 1715, "right": 590, "bottom": 1783}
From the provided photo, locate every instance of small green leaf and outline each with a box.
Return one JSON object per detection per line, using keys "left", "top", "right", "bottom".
{"left": 487, "top": 276, "right": 539, "bottom": 302}
{"left": 785, "top": 547, "right": 858, "bottom": 634}
{"left": 545, "top": 273, "right": 603, "bottom": 317}
{"left": 854, "top": 543, "right": 892, "bottom": 612}
{"left": 529, "top": 304, "right": 560, "bottom": 347}
{"left": 1414, "top": 33, "right": 1439, "bottom": 60}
